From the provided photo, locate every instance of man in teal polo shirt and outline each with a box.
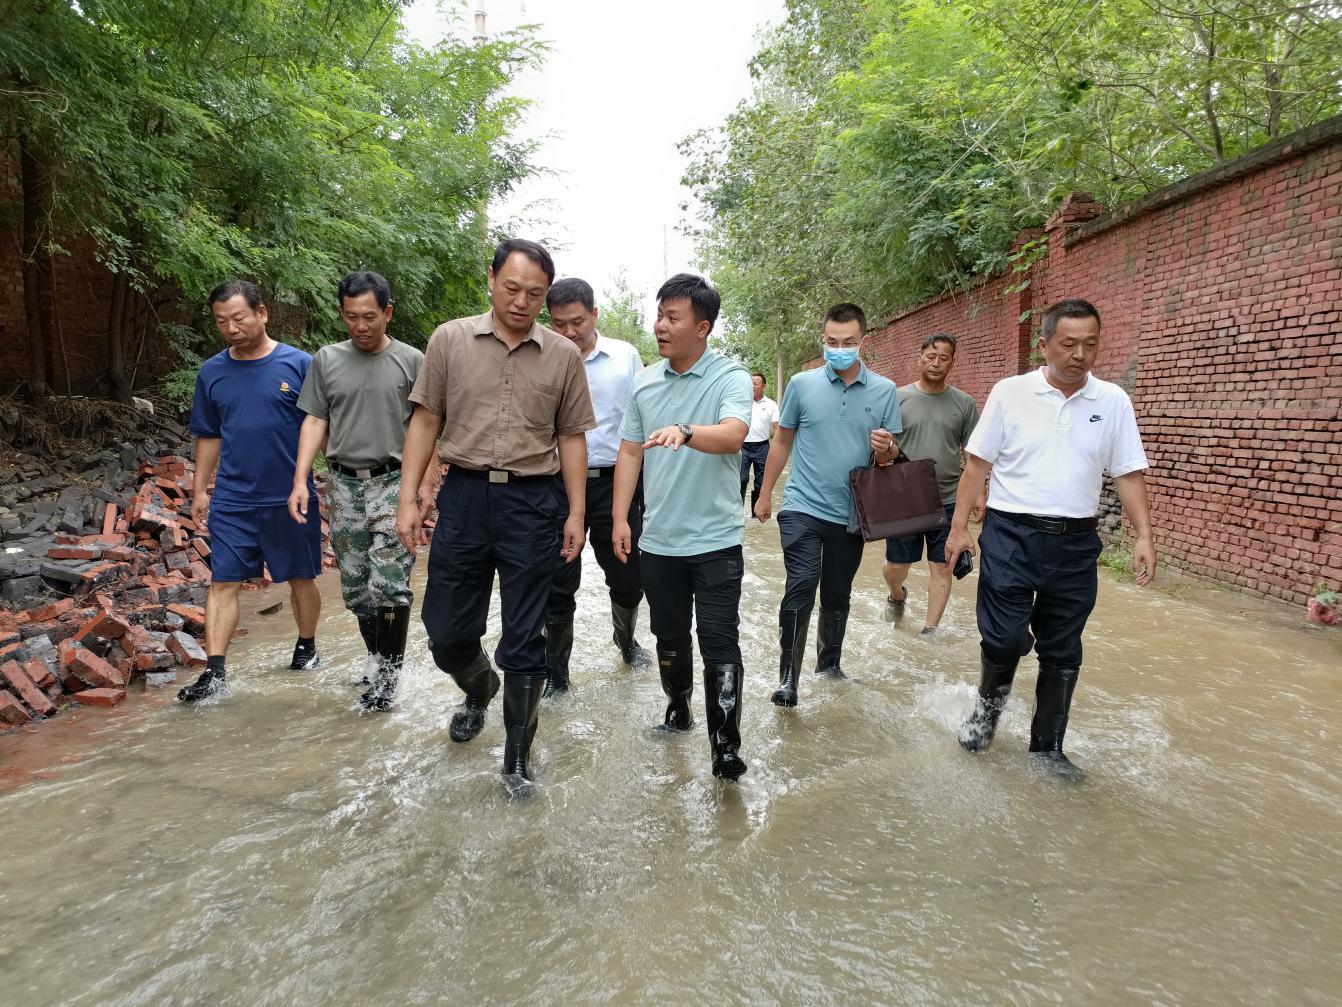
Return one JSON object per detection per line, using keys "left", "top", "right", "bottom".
{"left": 754, "top": 303, "right": 901, "bottom": 707}
{"left": 612, "top": 273, "right": 753, "bottom": 781}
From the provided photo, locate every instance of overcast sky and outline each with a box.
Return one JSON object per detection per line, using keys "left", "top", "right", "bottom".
{"left": 403, "top": 0, "right": 786, "bottom": 318}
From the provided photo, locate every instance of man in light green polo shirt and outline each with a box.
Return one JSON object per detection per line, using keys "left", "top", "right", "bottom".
{"left": 753, "top": 303, "right": 901, "bottom": 708}
{"left": 612, "top": 273, "right": 753, "bottom": 781}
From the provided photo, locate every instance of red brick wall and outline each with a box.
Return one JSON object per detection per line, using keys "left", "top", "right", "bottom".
{"left": 858, "top": 117, "right": 1342, "bottom": 604}
{"left": 0, "top": 142, "right": 170, "bottom": 397}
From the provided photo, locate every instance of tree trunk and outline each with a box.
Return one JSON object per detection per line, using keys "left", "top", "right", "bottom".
{"left": 17, "top": 111, "right": 53, "bottom": 400}
{"left": 107, "top": 270, "right": 130, "bottom": 403}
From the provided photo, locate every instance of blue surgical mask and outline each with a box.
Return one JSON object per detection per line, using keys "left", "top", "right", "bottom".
{"left": 824, "top": 346, "right": 860, "bottom": 371}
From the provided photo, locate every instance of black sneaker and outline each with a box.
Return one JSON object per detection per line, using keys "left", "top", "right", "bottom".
{"left": 178, "top": 667, "right": 227, "bottom": 703}
{"left": 290, "top": 641, "right": 321, "bottom": 671}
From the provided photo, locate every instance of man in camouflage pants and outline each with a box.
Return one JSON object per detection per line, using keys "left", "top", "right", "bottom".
{"left": 290, "top": 271, "right": 435, "bottom": 711}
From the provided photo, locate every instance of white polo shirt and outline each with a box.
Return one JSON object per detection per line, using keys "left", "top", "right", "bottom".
{"left": 746, "top": 395, "right": 780, "bottom": 443}
{"left": 581, "top": 333, "right": 643, "bottom": 468}
{"left": 967, "top": 368, "right": 1149, "bottom": 518}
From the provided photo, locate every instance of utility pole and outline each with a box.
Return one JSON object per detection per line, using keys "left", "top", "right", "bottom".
{"left": 473, "top": 2, "right": 488, "bottom": 237}
{"left": 473, "top": 2, "right": 487, "bottom": 44}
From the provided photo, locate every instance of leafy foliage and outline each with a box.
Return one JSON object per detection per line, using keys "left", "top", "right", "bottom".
{"left": 1, "top": 0, "right": 543, "bottom": 404}
{"left": 683, "top": 0, "right": 1342, "bottom": 384}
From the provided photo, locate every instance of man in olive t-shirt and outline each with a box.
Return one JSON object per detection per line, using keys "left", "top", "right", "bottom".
{"left": 882, "top": 332, "right": 982, "bottom": 634}
{"left": 290, "top": 271, "right": 433, "bottom": 713}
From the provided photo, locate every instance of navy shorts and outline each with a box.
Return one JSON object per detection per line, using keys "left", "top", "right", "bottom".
{"left": 885, "top": 503, "right": 956, "bottom": 565}
{"left": 208, "top": 503, "right": 323, "bottom": 583}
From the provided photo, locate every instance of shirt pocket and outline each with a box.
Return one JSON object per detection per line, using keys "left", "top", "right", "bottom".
{"left": 517, "top": 373, "right": 562, "bottom": 429}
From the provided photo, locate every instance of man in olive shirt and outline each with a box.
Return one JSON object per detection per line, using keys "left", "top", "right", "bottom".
{"left": 396, "top": 239, "right": 595, "bottom": 795}
{"left": 882, "top": 333, "right": 982, "bottom": 634}
{"left": 290, "top": 272, "right": 432, "bottom": 713}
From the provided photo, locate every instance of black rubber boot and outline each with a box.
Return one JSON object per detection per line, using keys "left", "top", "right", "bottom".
{"left": 958, "top": 650, "right": 1020, "bottom": 753}
{"left": 352, "top": 613, "right": 378, "bottom": 685}
{"left": 448, "top": 650, "right": 500, "bottom": 743}
{"left": 770, "top": 607, "right": 810, "bottom": 708}
{"left": 704, "top": 662, "right": 747, "bottom": 781}
{"left": 814, "top": 607, "right": 849, "bottom": 679}
{"left": 290, "top": 637, "right": 320, "bottom": 671}
{"left": 177, "top": 666, "right": 226, "bottom": 703}
{"left": 1029, "top": 667, "right": 1084, "bottom": 782}
{"left": 611, "top": 601, "right": 650, "bottom": 666}
{"left": 501, "top": 673, "right": 544, "bottom": 797}
{"left": 657, "top": 644, "right": 695, "bottom": 731}
{"left": 542, "top": 619, "right": 574, "bottom": 698}
{"left": 360, "top": 605, "right": 409, "bottom": 713}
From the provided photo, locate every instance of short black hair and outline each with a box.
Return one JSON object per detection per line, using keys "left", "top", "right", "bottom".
{"left": 207, "top": 280, "right": 262, "bottom": 311}
{"left": 824, "top": 302, "right": 867, "bottom": 333}
{"left": 338, "top": 271, "right": 391, "bottom": 310}
{"left": 1041, "top": 298, "right": 1101, "bottom": 341}
{"left": 547, "top": 277, "right": 595, "bottom": 312}
{"left": 751, "top": 372, "right": 767, "bottom": 384}
{"left": 656, "top": 273, "right": 720, "bottom": 332}
{"left": 491, "top": 238, "right": 555, "bottom": 286}
{"left": 921, "top": 331, "right": 957, "bottom": 354}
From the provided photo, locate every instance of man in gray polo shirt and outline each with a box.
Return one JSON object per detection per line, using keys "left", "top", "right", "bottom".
{"left": 612, "top": 273, "right": 753, "bottom": 781}
{"left": 290, "top": 271, "right": 431, "bottom": 712}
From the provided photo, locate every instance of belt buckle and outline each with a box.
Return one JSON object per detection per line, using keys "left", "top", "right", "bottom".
{"left": 488, "top": 470, "right": 509, "bottom": 484}
{"left": 1039, "top": 516, "right": 1065, "bottom": 534}
{"left": 355, "top": 467, "right": 373, "bottom": 479}
{"left": 587, "top": 468, "right": 600, "bottom": 479}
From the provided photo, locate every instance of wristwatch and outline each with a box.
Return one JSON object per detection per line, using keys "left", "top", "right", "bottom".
{"left": 676, "top": 422, "right": 694, "bottom": 443}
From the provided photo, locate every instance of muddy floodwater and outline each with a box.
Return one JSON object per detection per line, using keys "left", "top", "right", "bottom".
{"left": 2, "top": 518, "right": 1340, "bottom": 1005}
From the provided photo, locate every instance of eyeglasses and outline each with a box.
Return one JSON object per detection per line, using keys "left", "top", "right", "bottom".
{"left": 821, "top": 339, "right": 862, "bottom": 349}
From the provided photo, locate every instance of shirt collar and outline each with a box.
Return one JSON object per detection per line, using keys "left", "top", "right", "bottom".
{"left": 824, "top": 361, "right": 869, "bottom": 385}
{"left": 1032, "top": 366, "right": 1097, "bottom": 400}
{"left": 471, "top": 310, "right": 545, "bottom": 348}
{"left": 585, "top": 332, "right": 610, "bottom": 362}
{"left": 664, "top": 348, "right": 715, "bottom": 379}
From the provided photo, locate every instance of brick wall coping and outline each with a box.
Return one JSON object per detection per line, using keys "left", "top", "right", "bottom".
{"left": 1066, "top": 114, "right": 1342, "bottom": 247}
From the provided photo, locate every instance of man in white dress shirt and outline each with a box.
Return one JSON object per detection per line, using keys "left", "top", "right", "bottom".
{"left": 944, "top": 298, "right": 1155, "bottom": 782}
{"left": 741, "top": 372, "right": 780, "bottom": 511}
{"left": 542, "top": 277, "right": 650, "bottom": 695}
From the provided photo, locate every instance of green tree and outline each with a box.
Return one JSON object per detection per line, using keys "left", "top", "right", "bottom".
{"left": 595, "top": 269, "right": 658, "bottom": 364}
{"left": 683, "top": 0, "right": 1342, "bottom": 356}
{"left": 0, "top": 0, "right": 542, "bottom": 404}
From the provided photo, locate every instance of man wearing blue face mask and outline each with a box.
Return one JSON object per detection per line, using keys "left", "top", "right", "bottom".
{"left": 753, "top": 303, "right": 901, "bottom": 708}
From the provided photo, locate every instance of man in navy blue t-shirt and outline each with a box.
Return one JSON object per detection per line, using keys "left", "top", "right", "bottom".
{"left": 177, "top": 280, "right": 324, "bottom": 703}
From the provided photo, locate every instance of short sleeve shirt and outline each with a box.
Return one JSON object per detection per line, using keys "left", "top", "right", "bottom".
{"left": 967, "top": 368, "right": 1149, "bottom": 518}
{"left": 189, "top": 342, "right": 314, "bottom": 508}
{"left": 746, "top": 396, "right": 780, "bottom": 442}
{"left": 581, "top": 334, "right": 644, "bottom": 468}
{"left": 778, "top": 363, "right": 901, "bottom": 525}
{"left": 296, "top": 339, "right": 424, "bottom": 468}
{"left": 619, "top": 350, "right": 753, "bottom": 556}
{"left": 895, "top": 384, "right": 980, "bottom": 504}
{"left": 408, "top": 312, "right": 596, "bottom": 476}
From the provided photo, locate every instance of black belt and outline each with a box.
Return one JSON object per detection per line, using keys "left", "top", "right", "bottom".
{"left": 450, "top": 467, "right": 553, "bottom": 485}
{"left": 330, "top": 459, "right": 400, "bottom": 479}
{"left": 744, "top": 440, "right": 770, "bottom": 446}
{"left": 586, "top": 467, "right": 615, "bottom": 480}
{"left": 993, "top": 510, "right": 1098, "bottom": 535}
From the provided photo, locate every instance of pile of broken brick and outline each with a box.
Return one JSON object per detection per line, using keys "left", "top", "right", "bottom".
{"left": 0, "top": 439, "right": 335, "bottom": 731}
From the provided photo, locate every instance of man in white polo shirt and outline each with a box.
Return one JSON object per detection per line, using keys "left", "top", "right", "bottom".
{"left": 543, "top": 278, "right": 650, "bottom": 696}
{"left": 740, "top": 372, "right": 779, "bottom": 511}
{"left": 944, "top": 298, "right": 1155, "bottom": 781}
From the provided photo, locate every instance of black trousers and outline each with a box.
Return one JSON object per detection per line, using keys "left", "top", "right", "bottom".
{"left": 976, "top": 509, "right": 1103, "bottom": 672}
{"left": 777, "top": 510, "right": 866, "bottom": 613}
{"left": 740, "top": 441, "right": 769, "bottom": 498}
{"left": 421, "top": 468, "right": 564, "bottom": 680}
{"left": 546, "top": 471, "right": 644, "bottom": 620}
{"left": 640, "top": 546, "right": 744, "bottom": 665}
